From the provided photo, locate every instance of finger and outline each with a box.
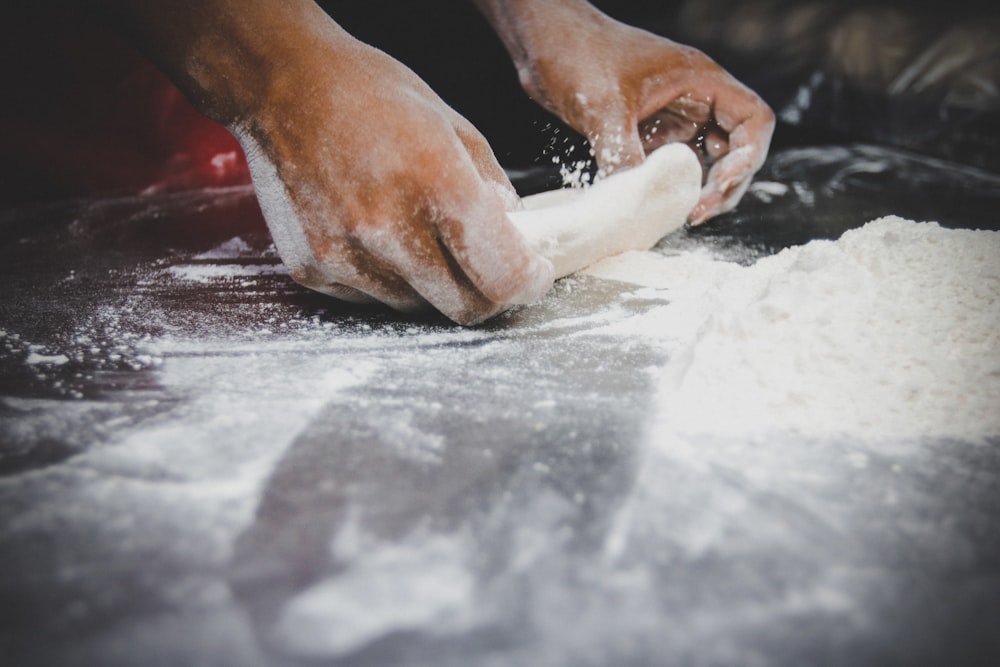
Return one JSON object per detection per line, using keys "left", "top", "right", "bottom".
{"left": 689, "top": 176, "right": 753, "bottom": 226}
{"left": 690, "top": 84, "right": 775, "bottom": 224}
{"left": 452, "top": 116, "right": 521, "bottom": 211}
{"left": 334, "top": 131, "right": 551, "bottom": 324}
{"left": 638, "top": 108, "right": 702, "bottom": 153}
{"left": 435, "top": 187, "right": 555, "bottom": 308}
{"left": 296, "top": 238, "right": 429, "bottom": 313}
{"left": 710, "top": 83, "right": 775, "bottom": 175}
{"left": 592, "top": 129, "right": 645, "bottom": 176}
{"left": 689, "top": 145, "right": 758, "bottom": 224}
{"left": 581, "top": 98, "right": 646, "bottom": 176}
{"left": 703, "top": 123, "right": 730, "bottom": 161}
{"left": 359, "top": 219, "right": 502, "bottom": 325}
{"left": 315, "top": 271, "right": 427, "bottom": 313}
{"left": 413, "top": 137, "right": 555, "bottom": 309}
{"left": 352, "top": 179, "right": 553, "bottom": 324}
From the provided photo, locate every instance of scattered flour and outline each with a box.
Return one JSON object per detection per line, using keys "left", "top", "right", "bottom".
{"left": 748, "top": 181, "right": 790, "bottom": 203}
{"left": 271, "top": 534, "right": 477, "bottom": 658}
{"left": 24, "top": 352, "right": 70, "bottom": 366}
{"left": 584, "top": 247, "right": 743, "bottom": 290}
{"left": 167, "top": 263, "right": 287, "bottom": 283}
{"left": 193, "top": 237, "right": 253, "bottom": 260}
{"left": 597, "top": 216, "right": 1000, "bottom": 442}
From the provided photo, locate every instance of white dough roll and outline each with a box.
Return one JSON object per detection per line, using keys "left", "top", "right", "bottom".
{"left": 509, "top": 143, "right": 703, "bottom": 278}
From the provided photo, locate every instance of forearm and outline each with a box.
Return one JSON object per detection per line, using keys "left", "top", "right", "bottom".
{"left": 473, "top": 0, "right": 644, "bottom": 121}
{"left": 473, "top": 0, "right": 606, "bottom": 73}
{"left": 91, "top": 0, "right": 350, "bottom": 125}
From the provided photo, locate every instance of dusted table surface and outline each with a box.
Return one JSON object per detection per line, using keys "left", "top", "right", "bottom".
{"left": 2, "top": 146, "right": 999, "bottom": 666}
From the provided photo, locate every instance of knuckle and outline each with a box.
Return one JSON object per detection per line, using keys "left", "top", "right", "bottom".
{"left": 760, "top": 102, "right": 777, "bottom": 127}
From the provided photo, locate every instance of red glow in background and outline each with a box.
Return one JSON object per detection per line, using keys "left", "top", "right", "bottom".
{"left": 0, "top": 13, "right": 251, "bottom": 205}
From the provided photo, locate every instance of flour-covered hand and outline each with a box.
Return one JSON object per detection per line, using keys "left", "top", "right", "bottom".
{"left": 237, "top": 30, "right": 553, "bottom": 324}
{"left": 97, "top": 0, "right": 554, "bottom": 325}
{"left": 477, "top": 0, "right": 775, "bottom": 224}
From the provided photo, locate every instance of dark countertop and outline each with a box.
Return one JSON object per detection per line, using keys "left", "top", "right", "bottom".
{"left": 2, "top": 145, "right": 999, "bottom": 666}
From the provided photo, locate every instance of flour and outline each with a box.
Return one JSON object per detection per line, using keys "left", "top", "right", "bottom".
{"left": 193, "top": 237, "right": 253, "bottom": 259}
{"left": 167, "top": 263, "right": 287, "bottom": 283}
{"left": 583, "top": 247, "right": 743, "bottom": 290}
{"left": 271, "top": 533, "right": 477, "bottom": 658}
{"left": 24, "top": 352, "right": 70, "bottom": 366}
{"left": 616, "top": 216, "right": 1000, "bottom": 442}
{"left": 6, "top": 182, "right": 999, "bottom": 665}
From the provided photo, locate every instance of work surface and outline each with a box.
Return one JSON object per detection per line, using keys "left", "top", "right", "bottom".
{"left": 2, "top": 145, "right": 999, "bottom": 666}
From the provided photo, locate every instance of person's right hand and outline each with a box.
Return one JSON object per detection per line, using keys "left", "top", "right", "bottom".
{"left": 233, "top": 24, "right": 553, "bottom": 325}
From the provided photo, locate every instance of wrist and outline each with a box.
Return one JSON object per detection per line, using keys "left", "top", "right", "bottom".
{"left": 475, "top": 0, "right": 604, "bottom": 67}
{"left": 474, "top": 0, "right": 610, "bottom": 105}
{"left": 98, "top": 0, "right": 352, "bottom": 127}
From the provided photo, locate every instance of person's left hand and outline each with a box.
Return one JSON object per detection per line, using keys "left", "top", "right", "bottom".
{"left": 483, "top": 1, "right": 775, "bottom": 225}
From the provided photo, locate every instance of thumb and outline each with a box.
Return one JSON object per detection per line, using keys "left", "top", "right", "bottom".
{"left": 586, "top": 114, "right": 645, "bottom": 177}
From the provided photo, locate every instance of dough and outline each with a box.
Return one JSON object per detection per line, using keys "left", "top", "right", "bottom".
{"left": 509, "top": 143, "right": 702, "bottom": 278}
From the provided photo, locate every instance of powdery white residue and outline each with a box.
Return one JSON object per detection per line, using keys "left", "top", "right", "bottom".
{"left": 650, "top": 216, "right": 1000, "bottom": 442}
{"left": 167, "top": 263, "right": 288, "bottom": 283}
{"left": 553, "top": 156, "right": 594, "bottom": 189}
{"left": 748, "top": 180, "right": 790, "bottom": 203}
{"left": 193, "top": 237, "right": 253, "bottom": 260}
{"left": 377, "top": 408, "right": 446, "bottom": 464}
{"left": 270, "top": 533, "right": 477, "bottom": 658}
{"left": 24, "top": 352, "right": 70, "bottom": 366}
{"left": 584, "top": 247, "right": 743, "bottom": 291}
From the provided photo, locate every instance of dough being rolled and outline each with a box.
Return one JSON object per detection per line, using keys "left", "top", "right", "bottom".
{"left": 509, "top": 143, "right": 702, "bottom": 278}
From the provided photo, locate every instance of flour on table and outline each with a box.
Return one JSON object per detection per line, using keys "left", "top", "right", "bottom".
{"left": 582, "top": 247, "right": 741, "bottom": 290}
{"left": 509, "top": 143, "right": 701, "bottom": 278}
{"left": 588, "top": 216, "right": 1000, "bottom": 442}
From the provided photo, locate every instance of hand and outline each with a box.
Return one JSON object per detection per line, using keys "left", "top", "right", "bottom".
{"left": 239, "top": 35, "right": 553, "bottom": 324}
{"left": 478, "top": 0, "right": 775, "bottom": 224}
{"left": 98, "top": 0, "right": 553, "bottom": 325}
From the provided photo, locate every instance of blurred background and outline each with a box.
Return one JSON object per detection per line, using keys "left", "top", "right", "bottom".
{"left": 1, "top": 0, "right": 997, "bottom": 204}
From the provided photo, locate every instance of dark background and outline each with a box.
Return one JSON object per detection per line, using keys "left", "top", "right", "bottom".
{"left": 1, "top": 1, "right": 998, "bottom": 204}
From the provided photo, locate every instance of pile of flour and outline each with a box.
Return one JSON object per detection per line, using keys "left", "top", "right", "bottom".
{"left": 587, "top": 216, "right": 1000, "bottom": 442}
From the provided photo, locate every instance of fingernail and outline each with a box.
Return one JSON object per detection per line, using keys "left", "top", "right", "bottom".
{"left": 688, "top": 203, "right": 707, "bottom": 226}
